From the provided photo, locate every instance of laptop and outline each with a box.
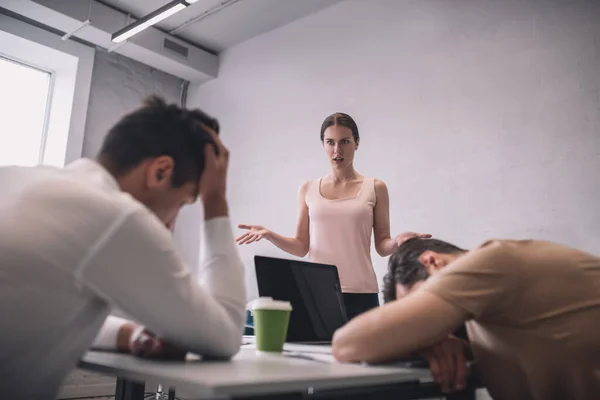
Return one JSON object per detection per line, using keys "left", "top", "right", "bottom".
{"left": 254, "top": 255, "right": 348, "bottom": 344}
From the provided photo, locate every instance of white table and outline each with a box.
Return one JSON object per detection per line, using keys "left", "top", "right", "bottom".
{"left": 79, "top": 347, "right": 478, "bottom": 400}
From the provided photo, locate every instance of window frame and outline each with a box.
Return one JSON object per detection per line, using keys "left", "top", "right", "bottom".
{"left": 0, "top": 14, "right": 95, "bottom": 167}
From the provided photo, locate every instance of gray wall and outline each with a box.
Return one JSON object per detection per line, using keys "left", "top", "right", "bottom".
{"left": 188, "top": 0, "right": 600, "bottom": 300}
{"left": 83, "top": 50, "right": 182, "bottom": 158}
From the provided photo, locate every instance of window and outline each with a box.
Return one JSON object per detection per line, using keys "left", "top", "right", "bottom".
{"left": 0, "top": 56, "right": 52, "bottom": 167}
{"left": 0, "top": 15, "right": 95, "bottom": 167}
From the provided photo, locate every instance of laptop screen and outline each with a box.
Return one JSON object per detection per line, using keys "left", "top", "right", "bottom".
{"left": 254, "top": 256, "right": 348, "bottom": 342}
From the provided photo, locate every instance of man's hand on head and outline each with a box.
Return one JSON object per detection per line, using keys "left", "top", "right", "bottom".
{"left": 128, "top": 327, "right": 187, "bottom": 360}
{"left": 418, "top": 335, "right": 469, "bottom": 393}
{"left": 199, "top": 127, "right": 229, "bottom": 220}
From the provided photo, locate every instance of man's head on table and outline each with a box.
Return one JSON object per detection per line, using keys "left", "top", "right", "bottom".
{"left": 334, "top": 235, "right": 600, "bottom": 398}
{"left": 382, "top": 238, "right": 467, "bottom": 302}
{"left": 332, "top": 236, "right": 473, "bottom": 392}
{"left": 96, "top": 95, "right": 221, "bottom": 228}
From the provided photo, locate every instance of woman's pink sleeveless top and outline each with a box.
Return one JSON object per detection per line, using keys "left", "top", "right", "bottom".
{"left": 305, "top": 177, "right": 378, "bottom": 293}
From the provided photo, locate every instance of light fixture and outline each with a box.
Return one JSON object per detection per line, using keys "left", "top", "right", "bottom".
{"left": 111, "top": 0, "right": 197, "bottom": 43}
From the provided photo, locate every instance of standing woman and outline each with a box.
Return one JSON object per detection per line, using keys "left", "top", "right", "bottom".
{"left": 237, "top": 113, "right": 430, "bottom": 320}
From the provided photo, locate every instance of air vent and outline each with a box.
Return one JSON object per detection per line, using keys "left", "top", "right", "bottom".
{"left": 163, "top": 38, "right": 189, "bottom": 59}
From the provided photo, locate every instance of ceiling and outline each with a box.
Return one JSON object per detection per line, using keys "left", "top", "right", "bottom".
{"left": 99, "top": 0, "right": 343, "bottom": 52}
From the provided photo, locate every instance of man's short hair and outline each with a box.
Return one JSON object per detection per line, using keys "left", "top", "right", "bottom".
{"left": 98, "top": 95, "right": 220, "bottom": 187}
{"left": 382, "top": 238, "right": 466, "bottom": 303}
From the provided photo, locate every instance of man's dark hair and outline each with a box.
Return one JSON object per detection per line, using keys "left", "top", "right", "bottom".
{"left": 98, "top": 95, "right": 220, "bottom": 187}
{"left": 320, "top": 113, "right": 360, "bottom": 143}
{"left": 382, "top": 238, "right": 466, "bottom": 303}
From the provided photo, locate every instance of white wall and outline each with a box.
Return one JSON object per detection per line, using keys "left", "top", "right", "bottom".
{"left": 188, "top": 0, "right": 600, "bottom": 300}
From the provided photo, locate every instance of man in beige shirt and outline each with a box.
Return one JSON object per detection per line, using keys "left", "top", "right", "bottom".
{"left": 332, "top": 238, "right": 600, "bottom": 400}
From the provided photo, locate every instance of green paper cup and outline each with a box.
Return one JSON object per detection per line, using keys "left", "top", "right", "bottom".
{"left": 249, "top": 297, "right": 293, "bottom": 352}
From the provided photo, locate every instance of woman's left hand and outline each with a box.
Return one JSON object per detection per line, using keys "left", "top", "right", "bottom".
{"left": 394, "top": 232, "right": 432, "bottom": 247}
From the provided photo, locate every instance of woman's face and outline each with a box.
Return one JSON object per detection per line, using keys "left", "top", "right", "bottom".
{"left": 322, "top": 125, "right": 358, "bottom": 170}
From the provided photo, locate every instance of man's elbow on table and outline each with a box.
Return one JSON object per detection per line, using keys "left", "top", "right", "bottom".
{"left": 201, "top": 312, "right": 246, "bottom": 359}
{"left": 213, "top": 333, "right": 243, "bottom": 359}
{"left": 332, "top": 326, "right": 374, "bottom": 364}
{"left": 186, "top": 331, "right": 242, "bottom": 360}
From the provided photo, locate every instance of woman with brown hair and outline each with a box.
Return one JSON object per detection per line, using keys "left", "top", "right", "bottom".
{"left": 237, "top": 113, "right": 429, "bottom": 320}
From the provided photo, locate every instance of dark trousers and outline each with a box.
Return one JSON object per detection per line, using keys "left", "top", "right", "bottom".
{"left": 342, "top": 293, "right": 380, "bottom": 321}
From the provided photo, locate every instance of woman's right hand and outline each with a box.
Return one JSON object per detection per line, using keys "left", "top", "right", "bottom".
{"left": 236, "top": 224, "right": 272, "bottom": 245}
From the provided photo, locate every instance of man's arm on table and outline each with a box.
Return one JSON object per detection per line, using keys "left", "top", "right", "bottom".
{"left": 80, "top": 201, "right": 246, "bottom": 358}
{"left": 332, "top": 240, "right": 517, "bottom": 363}
{"left": 90, "top": 207, "right": 182, "bottom": 353}
{"left": 332, "top": 290, "right": 468, "bottom": 364}
{"left": 333, "top": 241, "right": 518, "bottom": 392}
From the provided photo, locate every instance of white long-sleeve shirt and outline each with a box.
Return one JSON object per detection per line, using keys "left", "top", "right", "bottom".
{"left": 0, "top": 159, "right": 246, "bottom": 400}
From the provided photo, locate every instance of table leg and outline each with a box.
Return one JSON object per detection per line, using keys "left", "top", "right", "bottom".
{"left": 447, "top": 388, "right": 476, "bottom": 400}
{"left": 115, "top": 378, "right": 145, "bottom": 400}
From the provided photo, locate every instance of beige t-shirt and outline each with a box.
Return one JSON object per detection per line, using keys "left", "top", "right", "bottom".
{"left": 422, "top": 239, "right": 600, "bottom": 400}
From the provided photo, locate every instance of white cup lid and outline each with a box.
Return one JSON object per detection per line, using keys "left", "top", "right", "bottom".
{"left": 248, "top": 297, "right": 293, "bottom": 311}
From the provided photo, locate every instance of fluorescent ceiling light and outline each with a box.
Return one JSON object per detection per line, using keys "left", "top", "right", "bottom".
{"left": 112, "top": 1, "right": 188, "bottom": 43}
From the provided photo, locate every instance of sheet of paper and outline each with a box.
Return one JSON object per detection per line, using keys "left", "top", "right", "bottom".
{"left": 283, "top": 343, "right": 333, "bottom": 355}
{"left": 283, "top": 351, "right": 338, "bottom": 364}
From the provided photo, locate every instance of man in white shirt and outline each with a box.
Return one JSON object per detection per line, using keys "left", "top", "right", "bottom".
{"left": 0, "top": 96, "right": 246, "bottom": 399}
